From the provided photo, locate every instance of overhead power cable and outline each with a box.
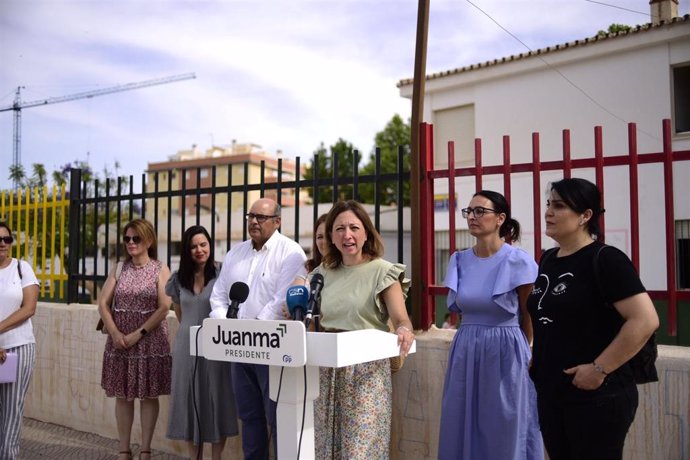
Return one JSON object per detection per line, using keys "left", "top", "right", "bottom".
{"left": 464, "top": 0, "right": 660, "bottom": 142}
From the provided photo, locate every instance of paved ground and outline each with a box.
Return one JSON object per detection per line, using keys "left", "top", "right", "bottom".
{"left": 19, "top": 418, "right": 186, "bottom": 460}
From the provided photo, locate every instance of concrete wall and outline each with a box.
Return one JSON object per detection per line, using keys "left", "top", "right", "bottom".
{"left": 23, "top": 303, "right": 240, "bottom": 458}
{"left": 24, "top": 303, "right": 690, "bottom": 459}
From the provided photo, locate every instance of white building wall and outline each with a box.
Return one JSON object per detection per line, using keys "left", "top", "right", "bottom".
{"left": 403, "top": 21, "right": 690, "bottom": 289}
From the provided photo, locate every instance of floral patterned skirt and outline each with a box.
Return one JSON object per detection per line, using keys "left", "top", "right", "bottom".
{"left": 314, "top": 359, "right": 391, "bottom": 459}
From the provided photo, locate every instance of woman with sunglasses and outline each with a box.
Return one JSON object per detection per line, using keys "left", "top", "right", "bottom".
{"left": 98, "top": 218, "right": 173, "bottom": 460}
{"left": 0, "top": 223, "right": 40, "bottom": 459}
{"left": 438, "top": 191, "right": 543, "bottom": 460}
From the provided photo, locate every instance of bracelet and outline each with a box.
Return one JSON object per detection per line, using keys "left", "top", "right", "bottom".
{"left": 396, "top": 326, "right": 412, "bottom": 334}
{"left": 592, "top": 361, "right": 608, "bottom": 376}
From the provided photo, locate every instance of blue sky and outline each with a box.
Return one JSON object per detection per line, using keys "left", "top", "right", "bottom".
{"left": 1, "top": 0, "right": 687, "bottom": 190}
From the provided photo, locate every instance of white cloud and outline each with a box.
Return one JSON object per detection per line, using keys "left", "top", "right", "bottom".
{"left": 1, "top": 0, "right": 686, "bottom": 189}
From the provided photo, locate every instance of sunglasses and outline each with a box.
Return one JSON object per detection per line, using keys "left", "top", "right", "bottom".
{"left": 0, "top": 236, "right": 14, "bottom": 244}
{"left": 123, "top": 235, "right": 142, "bottom": 244}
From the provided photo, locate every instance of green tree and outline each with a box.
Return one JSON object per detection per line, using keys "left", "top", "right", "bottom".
{"left": 32, "top": 163, "right": 47, "bottom": 187}
{"left": 25, "top": 163, "right": 48, "bottom": 190}
{"left": 52, "top": 170, "right": 67, "bottom": 187}
{"left": 359, "top": 114, "right": 411, "bottom": 205}
{"left": 8, "top": 164, "right": 26, "bottom": 189}
{"left": 597, "top": 23, "right": 632, "bottom": 37}
{"left": 303, "top": 138, "right": 361, "bottom": 203}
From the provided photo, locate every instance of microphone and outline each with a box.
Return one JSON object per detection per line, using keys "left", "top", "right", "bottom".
{"left": 286, "top": 285, "right": 309, "bottom": 321}
{"left": 227, "top": 281, "right": 250, "bottom": 319}
{"left": 304, "top": 273, "right": 324, "bottom": 327}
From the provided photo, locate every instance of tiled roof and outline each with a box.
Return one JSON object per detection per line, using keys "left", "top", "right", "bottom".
{"left": 397, "top": 14, "right": 690, "bottom": 87}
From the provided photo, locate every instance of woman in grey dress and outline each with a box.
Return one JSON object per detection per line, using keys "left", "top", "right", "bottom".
{"left": 166, "top": 226, "right": 238, "bottom": 460}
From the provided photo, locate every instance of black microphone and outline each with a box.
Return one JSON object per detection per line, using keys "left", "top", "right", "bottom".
{"left": 304, "top": 273, "right": 324, "bottom": 327}
{"left": 227, "top": 281, "right": 249, "bottom": 319}
{"left": 286, "top": 285, "right": 309, "bottom": 321}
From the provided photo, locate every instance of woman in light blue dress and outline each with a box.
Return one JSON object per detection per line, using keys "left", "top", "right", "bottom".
{"left": 438, "top": 190, "right": 543, "bottom": 460}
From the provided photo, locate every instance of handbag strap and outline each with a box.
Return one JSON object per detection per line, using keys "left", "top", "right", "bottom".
{"left": 109, "top": 262, "right": 124, "bottom": 307}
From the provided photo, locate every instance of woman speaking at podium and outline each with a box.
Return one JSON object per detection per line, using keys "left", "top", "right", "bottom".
{"left": 310, "top": 200, "right": 414, "bottom": 459}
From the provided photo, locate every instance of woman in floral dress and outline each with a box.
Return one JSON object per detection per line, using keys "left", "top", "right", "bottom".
{"left": 311, "top": 200, "right": 415, "bottom": 459}
{"left": 98, "top": 219, "right": 172, "bottom": 460}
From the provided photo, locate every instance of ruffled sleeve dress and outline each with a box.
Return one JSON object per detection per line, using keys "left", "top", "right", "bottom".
{"left": 313, "top": 258, "right": 410, "bottom": 459}
{"left": 438, "top": 244, "right": 543, "bottom": 460}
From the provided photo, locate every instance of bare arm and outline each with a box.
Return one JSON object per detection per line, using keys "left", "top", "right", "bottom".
{"left": 517, "top": 284, "right": 534, "bottom": 345}
{"left": 97, "top": 267, "right": 128, "bottom": 349}
{"left": 382, "top": 282, "right": 415, "bottom": 357}
{"left": 566, "top": 292, "right": 659, "bottom": 390}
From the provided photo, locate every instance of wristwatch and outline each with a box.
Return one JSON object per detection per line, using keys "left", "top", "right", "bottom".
{"left": 140, "top": 328, "right": 148, "bottom": 336}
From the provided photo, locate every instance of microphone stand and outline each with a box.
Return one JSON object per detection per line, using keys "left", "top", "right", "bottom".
{"left": 312, "top": 296, "right": 321, "bottom": 332}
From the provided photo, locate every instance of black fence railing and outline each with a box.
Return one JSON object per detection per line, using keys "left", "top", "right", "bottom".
{"left": 67, "top": 147, "right": 411, "bottom": 304}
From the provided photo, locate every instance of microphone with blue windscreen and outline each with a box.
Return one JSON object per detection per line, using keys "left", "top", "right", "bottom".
{"left": 286, "top": 285, "right": 309, "bottom": 321}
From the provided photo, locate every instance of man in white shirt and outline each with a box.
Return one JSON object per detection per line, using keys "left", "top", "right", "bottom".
{"left": 210, "top": 198, "right": 306, "bottom": 459}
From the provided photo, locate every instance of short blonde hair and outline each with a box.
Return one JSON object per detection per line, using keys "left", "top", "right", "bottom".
{"left": 123, "top": 219, "right": 158, "bottom": 260}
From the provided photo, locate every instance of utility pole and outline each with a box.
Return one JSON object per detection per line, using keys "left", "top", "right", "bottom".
{"left": 410, "top": 0, "right": 430, "bottom": 329}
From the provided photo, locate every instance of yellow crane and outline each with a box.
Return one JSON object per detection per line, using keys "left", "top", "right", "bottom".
{"left": 0, "top": 72, "right": 196, "bottom": 188}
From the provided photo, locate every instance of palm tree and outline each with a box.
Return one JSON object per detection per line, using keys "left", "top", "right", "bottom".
{"left": 8, "top": 164, "right": 26, "bottom": 190}
{"left": 32, "top": 163, "right": 48, "bottom": 188}
{"left": 52, "top": 170, "right": 67, "bottom": 188}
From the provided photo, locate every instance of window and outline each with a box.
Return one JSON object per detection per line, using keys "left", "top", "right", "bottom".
{"left": 677, "top": 220, "right": 690, "bottom": 289}
{"left": 434, "top": 229, "right": 473, "bottom": 284}
{"left": 433, "top": 104, "right": 476, "bottom": 170}
{"left": 672, "top": 65, "right": 690, "bottom": 133}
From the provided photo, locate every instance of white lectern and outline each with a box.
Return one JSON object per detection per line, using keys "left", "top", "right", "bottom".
{"left": 190, "top": 318, "right": 415, "bottom": 459}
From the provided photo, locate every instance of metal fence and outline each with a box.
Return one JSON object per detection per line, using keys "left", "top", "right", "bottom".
{"left": 419, "top": 119, "right": 690, "bottom": 344}
{"left": 1, "top": 185, "right": 69, "bottom": 300}
{"left": 67, "top": 148, "right": 411, "bottom": 304}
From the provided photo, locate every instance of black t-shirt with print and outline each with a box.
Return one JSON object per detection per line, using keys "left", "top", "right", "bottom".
{"left": 527, "top": 241, "right": 646, "bottom": 397}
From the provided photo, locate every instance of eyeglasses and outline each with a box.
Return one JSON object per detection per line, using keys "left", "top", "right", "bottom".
{"left": 0, "top": 236, "right": 13, "bottom": 244}
{"left": 246, "top": 213, "right": 278, "bottom": 223}
{"left": 123, "top": 235, "right": 142, "bottom": 244}
{"left": 461, "top": 206, "right": 498, "bottom": 218}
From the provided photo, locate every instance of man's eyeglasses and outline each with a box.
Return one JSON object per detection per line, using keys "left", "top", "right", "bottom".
{"left": 123, "top": 235, "right": 142, "bottom": 244}
{"left": 246, "top": 213, "right": 278, "bottom": 223}
{"left": 461, "top": 206, "right": 498, "bottom": 218}
{"left": 0, "top": 236, "right": 14, "bottom": 244}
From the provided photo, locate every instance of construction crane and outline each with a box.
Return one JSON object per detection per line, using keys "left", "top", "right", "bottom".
{"left": 0, "top": 72, "right": 196, "bottom": 188}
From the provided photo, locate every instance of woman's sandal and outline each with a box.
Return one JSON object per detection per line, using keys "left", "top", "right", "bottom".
{"left": 139, "top": 450, "right": 151, "bottom": 460}
{"left": 118, "top": 451, "right": 132, "bottom": 460}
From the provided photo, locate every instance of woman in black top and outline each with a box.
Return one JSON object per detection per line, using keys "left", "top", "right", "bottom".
{"left": 527, "top": 178, "right": 658, "bottom": 460}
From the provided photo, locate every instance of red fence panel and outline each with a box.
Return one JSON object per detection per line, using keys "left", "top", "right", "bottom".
{"left": 419, "top": 119, "right": 689, "bottom": 337}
